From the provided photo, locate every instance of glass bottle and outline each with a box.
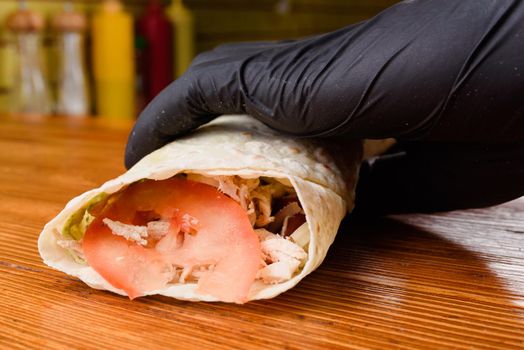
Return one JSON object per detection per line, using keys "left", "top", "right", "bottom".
{"left": 53, "top": 3, "right": 89, "bottom": 116}
{"left": 6, "top": 4, "right": 52, "bottom": 115}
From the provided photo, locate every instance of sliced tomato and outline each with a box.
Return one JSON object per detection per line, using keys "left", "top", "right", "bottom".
{"left": 82, "top": 220, "right": 172, "bottom": 299}
{"left": 82, "top": 178, "right": 261, "bottom": 303}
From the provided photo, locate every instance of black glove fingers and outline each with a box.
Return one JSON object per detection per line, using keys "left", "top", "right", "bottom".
{"left": 353, "top": 141, "right": 524, "bottom": 216}
{"left": 339, "top": 0, "right": 524, "bottom": 142}
{"left": 242, "top": 0, "right": 522, "bottom": 142}
{"left": 126, "top": 0, "right": 524, "bottom": 172}
{"left": 125, "top": 77, "right": 213, "bottom": 168}
{"left": 211, "top": 40, "right": 295, "bottom": 55}
{"left": 125, "top": 58, "right": 249, "bottom": 168}
{"left": 425, "top": 2, "right": 524, "bottom": 143}
{"left": 191, "top": 40, "right": 295, "bottom": 68}
{"left": 235, "top": 37, "right": 352, "bottom": 135}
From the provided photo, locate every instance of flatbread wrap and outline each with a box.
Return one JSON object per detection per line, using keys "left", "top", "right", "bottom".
{"left": 38, "top": 115, "right": 362, "bottom": 303}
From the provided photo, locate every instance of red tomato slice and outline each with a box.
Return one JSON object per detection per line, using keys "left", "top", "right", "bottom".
{"left": 82, "top": 178, "right": 261, "bottom": 303}
{"left": 82, "top": 220, "right": 172, "bottom": 299}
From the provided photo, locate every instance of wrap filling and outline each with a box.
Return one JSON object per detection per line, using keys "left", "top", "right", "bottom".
{"left": 57, "top": 174, "right": 309, "bottom": 303}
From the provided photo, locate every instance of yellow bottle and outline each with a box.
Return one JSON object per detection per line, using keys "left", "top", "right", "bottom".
{"left": 92, "top": 0, "right": 135, "bottom": 120}
{"left": 167, "top": 0, "right": 195, "bottom": 78}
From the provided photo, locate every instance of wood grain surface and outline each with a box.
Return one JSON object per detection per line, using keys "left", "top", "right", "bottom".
{"left": 0, "top": 114, "right": 523, "bottom": 349}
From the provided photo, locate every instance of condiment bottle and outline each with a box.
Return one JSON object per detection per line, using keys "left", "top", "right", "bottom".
{"left": 52, "top": 2, "right": 89, "bottom": 116}
{"left": 138, "top": 0, "right": 173, "bottom": 103}
{"left": 167, "top": 0, "right": 194, "bottom": 78}
{"left": 92, "top": 0, "right": 135, "bottom": 120}
{"left": 134, "top": 34, "right": 147, "bottom": 112}
{"left": 6, "top": 2, "right": 52, "bottom": 115}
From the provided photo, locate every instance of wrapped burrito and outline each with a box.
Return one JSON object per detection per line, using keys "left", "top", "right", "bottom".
{"left": 39, "top": 115, "right": 362, "bottom": 303}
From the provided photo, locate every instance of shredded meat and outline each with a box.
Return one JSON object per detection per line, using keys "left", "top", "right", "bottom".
{"left": 217, "top": 177, "right": 240, "bottom": 201}
{"left": 146, "top": 220, "right": 170, "bottom": 240}
{"left": 254, "top": 228, "right": 275, "bottom": 241}
{"left": 79, "top": 175, "right": 309, "bottom": 287}
{"left": 102, "top": 211, "right": 199, "bottom": 248}
{"left": 216, "top": 177, "right": 259, "bottom": 208}
{"left": 251, "top": 182, "right": 288, "bottom": 228}
{"left": 257, "top": 260, "right": 301, "bottom": 284}
{"left": 180, "top": 213, "right": 199, "bottom": 235}
{"left": 261, "top": 237, "right": 308, "bottom": 263}
{"left": 250, "top": 186, "right": 272, "bottom": 227}
{"left": 189, "top": 176, "right": 309, "bottom": 285}
{"left": 185, "top": 175, "right": 297, "bottom": 233}
{"left": 103, "top": 218, "right": 148, "bottom": 245}
{"left": 163, "top": 264, "right": 216, "bottom": 284}
{"left": 254, "top": 228, "right": 308, "bottom": 284}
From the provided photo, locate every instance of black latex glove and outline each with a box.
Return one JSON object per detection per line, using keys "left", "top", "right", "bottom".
{"left": 125, "top": 0, "right": 524, "bottom": 215}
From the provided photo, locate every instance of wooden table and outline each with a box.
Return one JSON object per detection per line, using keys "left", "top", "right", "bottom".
{"left": 0, "top": 113, "right": 523, "bottom": 349}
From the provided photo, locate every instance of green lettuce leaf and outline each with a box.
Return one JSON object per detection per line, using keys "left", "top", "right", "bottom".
{"left": 61, "top": 192, "right": 108, "bottom": 240}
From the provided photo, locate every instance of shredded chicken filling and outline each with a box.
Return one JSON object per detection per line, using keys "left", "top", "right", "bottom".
{"left": 65, "top": 175, "right": 309, "bottom": 286}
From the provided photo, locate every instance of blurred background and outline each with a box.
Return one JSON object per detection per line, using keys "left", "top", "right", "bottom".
{"left": 0, "top": 0, "right": 398, "bottom": 119}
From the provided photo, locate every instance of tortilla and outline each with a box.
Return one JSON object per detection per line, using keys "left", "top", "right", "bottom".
{"left": 38, "top": 115, "right": 362, "bottom": 301}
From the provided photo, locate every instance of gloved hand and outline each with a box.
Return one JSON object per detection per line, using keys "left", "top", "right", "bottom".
{"left": 125, "top": 0, "right": 524, "bottom": 215}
